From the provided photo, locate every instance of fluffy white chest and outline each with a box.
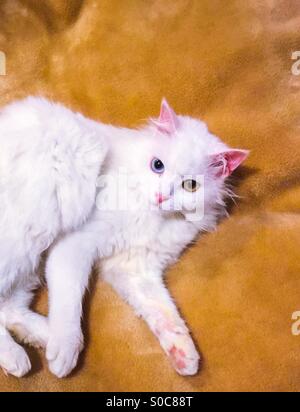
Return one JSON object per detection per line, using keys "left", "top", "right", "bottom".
{"left": 87, "top": 208, "right": 163, "bottom": 256}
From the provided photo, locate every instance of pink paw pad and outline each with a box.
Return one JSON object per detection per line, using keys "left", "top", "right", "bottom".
{"left": 169, "top": 345, "right": 186, "bottom": 370}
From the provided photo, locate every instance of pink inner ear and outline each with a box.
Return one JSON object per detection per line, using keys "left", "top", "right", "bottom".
{"left": 210, "top": 149, "right": 249, "bottom": 177}
{"left": 153, "top": 98, "right": 179, "bottom": 135}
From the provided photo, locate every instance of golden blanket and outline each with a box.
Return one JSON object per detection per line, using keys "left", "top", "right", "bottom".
{"left": 0, "top": 0, "right": 299, "bottom": 392}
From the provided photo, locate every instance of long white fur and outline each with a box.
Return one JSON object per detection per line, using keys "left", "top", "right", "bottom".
{"left": 0, "top": 97, "right": 247, "bottom": 378}
{"left": 0, "top": 97, "right": 107, "bottom": 377}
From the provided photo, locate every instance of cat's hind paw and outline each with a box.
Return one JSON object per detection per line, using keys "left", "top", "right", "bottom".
{"left": 10, "top": 314, "right": 49, "bottom": 350}
{"left": 0, "top": 338, "right": 31, "bottom": 378}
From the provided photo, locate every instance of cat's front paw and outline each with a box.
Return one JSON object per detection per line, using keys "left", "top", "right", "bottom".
{"left": 46, "top": 331, "right": 84, "bottom": 378}
{"left": 167, "top": 340, "right": 200, "bottom": 376}
{"left": 158, "top": 327, "right": 200, "bottom": 376}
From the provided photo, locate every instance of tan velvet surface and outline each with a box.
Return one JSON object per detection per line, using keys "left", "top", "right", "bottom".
{"left": 0, "top": 0, "right": 300, "bottom": 392}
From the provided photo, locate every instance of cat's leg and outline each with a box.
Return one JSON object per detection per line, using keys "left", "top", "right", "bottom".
{"left": 0, "top": 323, "right": 31, "bottom": 377}
{"left": 102, "top": 260, "right": 200, "bottom": 376}
{"left": 45, "top": 232, "right": 97, "bottom": 378}
{"left": 0, "top": 288, "right": 49, "bottom": 349}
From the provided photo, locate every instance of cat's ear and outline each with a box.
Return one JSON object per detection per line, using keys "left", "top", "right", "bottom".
{"left": 151, "top": 98, "right": 179, "bottom": 135}
{"left": 209, "top": 149, "right": 249, "bottom": 178}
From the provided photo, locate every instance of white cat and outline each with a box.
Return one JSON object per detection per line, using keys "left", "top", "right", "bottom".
{"left": 43, "top": 99, "right": 248, "bottom": 378}
{"left": 0, "top": 97, "right": 248, "bottom": 378}
{"left": 0, "top": 97, "right": 107, "bottom": 377}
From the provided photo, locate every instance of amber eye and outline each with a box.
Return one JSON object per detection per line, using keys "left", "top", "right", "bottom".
{"left": 182, "top": 179, "right": 200, "bottom": 192}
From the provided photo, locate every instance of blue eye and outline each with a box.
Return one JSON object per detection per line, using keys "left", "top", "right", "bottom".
{"left": 151, "top": 158, "right": 165, "bottom": 174}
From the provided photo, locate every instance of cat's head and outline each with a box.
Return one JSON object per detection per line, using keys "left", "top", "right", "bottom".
{"left": 127, "top": 99, "right": 249, "bottom": 222}
{"left": 102, "top": 99, "right": 248, "bottom": 224}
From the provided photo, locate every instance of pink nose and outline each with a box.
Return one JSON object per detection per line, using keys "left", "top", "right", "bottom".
{"left": 156, "top": 193, "right": 170, "bottom": 204}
